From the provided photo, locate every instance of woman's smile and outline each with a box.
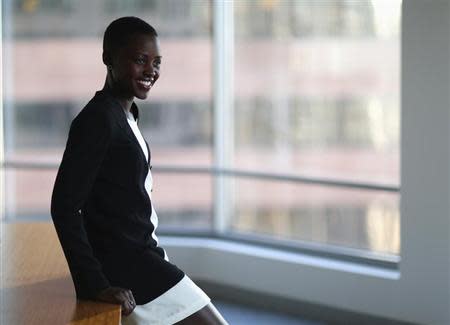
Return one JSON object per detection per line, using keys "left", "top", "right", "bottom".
{"left": 136, "top": 76, "right": 156, "bottom": 91}
{"left": 137, "top": 79, "right": 151, "bottom": 88}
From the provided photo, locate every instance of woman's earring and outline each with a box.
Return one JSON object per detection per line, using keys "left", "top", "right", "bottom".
{"left": 107, "top": 65, "right": 112, "bottom": 71}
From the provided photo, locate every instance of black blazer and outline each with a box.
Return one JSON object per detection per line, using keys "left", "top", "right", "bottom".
{"left": 51, "top": 90, "right": 184, "bottom": 305}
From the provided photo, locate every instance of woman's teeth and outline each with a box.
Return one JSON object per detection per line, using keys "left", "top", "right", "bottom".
{"left": 137, "top": 80, "right": 151, "bottom": 87}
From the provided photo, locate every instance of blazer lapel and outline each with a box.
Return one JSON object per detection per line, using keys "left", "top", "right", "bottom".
{"left": 97, "top": 91, "right": 150, "bottom": 169}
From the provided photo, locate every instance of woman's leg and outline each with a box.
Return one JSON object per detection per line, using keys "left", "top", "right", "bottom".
{"left": 174, "top": 302, "right": 229, "bottom": 325}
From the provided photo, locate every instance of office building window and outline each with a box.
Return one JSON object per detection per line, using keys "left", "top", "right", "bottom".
{"left": 2, "top": 0, "right": 401, "bottom": 262}
{"left": 231, "top": 0, "right": 401, "bottom": 258}
{"left": 2, "top": 0, "right": 213, "bottom": 229}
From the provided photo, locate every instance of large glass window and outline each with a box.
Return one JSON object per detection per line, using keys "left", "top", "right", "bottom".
{"left": 2, "top": 0, "right": 213, "bottom": 229}
{"left": 2, "top": 0, "right": 401, "bottom": 263}
{"left": 230, "top": 0, "right": 401, "bottom": 258}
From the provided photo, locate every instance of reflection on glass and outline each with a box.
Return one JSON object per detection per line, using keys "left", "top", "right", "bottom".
{"left": 233, "top": 0, "right": 400, "bottom": 186}
{"left": 3, "top": 169, "right": 57, "bottom": 221}
{"left": 232, "top": 0, "right": 401, "bottom": 255}
{"left": 151, "top": 172, "right": 213, "bottom": 231}
{"left": 233, "top": 178, "right": 399, "bottom": 255}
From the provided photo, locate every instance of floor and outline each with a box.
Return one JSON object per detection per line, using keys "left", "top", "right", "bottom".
{"left": 214, "top": 299, "right": 326, "bottom": 325}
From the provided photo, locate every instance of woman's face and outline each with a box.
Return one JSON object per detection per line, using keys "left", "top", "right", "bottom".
{"left": 109, "top": 33, "right": 161, "bottom": 100}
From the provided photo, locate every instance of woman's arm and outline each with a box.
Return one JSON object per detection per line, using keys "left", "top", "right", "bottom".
{"left": 51, "top": 108, "right": 112, "bottom": 300}
{"left": 51, "top": 107, "right": 137, "bottom": 315}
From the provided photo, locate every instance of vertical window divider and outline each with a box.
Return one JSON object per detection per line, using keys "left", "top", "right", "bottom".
{"left": 0, "top": 0, "right": 4, "bottom": 218}
{"left": 213, "top": 0, "right": 235, "bottom": 235}
{"left": 1, "top": 4, "right": 5, "bottom": 324}
{"left": 2, "top": 0, "right": 14, "bottom": 222}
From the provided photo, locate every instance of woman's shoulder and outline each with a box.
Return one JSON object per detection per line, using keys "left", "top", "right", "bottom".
{"left": 70, "top": 92, "right": 119, "bottom": 134}
{"left": 76, "top": 91, "right": 119, "bottom": 123}
{"left": 86, "top": 91, "right": 119, "bottom": 116}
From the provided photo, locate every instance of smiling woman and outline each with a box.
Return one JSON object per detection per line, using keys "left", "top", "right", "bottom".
{"left": 50, "top": 17, "right": 228, "bottom": 325}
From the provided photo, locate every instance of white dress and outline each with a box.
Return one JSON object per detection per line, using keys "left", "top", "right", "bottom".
{"left": 121, "top": 108, "right": 211, "bottom": 325}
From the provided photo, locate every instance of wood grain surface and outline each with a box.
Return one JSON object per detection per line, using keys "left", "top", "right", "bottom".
{"left": 0, "top": 222, "right": 121, "bottom": 325}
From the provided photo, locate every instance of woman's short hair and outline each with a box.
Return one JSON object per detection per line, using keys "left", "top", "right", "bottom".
{"left": 103, "top": 16, "right": 158, "bottom": 57}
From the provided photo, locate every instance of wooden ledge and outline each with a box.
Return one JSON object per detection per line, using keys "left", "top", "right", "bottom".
{"left": 1, "top": 222, "right": 121, "bottom": 325}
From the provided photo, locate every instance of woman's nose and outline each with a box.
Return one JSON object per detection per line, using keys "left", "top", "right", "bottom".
{"left": 144, "top": 64, "right": 154, "bottom": 76}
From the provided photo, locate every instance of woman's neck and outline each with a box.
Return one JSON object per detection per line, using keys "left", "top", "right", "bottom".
{"left": 102, "top": 79, "right": 133, "bottom": 112}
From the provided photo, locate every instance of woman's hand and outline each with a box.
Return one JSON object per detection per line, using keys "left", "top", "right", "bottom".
{"left": 95, "top": 286, "right": 136, "bottom": 316}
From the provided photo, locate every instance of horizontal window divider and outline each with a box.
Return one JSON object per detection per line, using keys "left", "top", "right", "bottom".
{"left": 2, "top": 160, "right": 399, "bottom": 192}
{"left": 2, "top": 161, "right": 59, "bottom": 170}
{"left": 159, "top": 226, "right": 399, "bottom": 270}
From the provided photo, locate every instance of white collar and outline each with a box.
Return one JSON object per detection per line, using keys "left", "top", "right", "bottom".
{"left": 123, "top": 108, "right": 136, "bottom": 122}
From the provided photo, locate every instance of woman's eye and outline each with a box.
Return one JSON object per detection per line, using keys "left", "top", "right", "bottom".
{"left": 136, "top": 58, "right": 145, "bottom": 64}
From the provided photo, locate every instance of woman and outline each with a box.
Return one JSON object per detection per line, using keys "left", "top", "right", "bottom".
{"left": 51, "top": 16, "right": 228, "bottom": 325}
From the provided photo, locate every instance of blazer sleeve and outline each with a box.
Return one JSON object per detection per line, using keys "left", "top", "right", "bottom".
{"left": 51, "top": 109, "right": 112, "bottom": 300}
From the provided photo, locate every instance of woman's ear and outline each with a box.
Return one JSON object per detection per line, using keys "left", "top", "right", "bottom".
{"left": 102, "top": 51, "right": 112, "bottom": 67}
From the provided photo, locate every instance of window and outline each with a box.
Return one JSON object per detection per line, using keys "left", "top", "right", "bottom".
{"left": 228, "top": 0, "right": 401, "bottom": 260}
{"left": 2, "top": 0, "right": 401, "bottom": 264}
{"left": 2, "top": 0, "right": 213, "bottom": 230}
